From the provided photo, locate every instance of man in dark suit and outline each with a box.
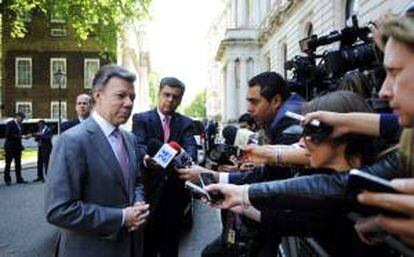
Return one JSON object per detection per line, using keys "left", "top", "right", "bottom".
{"left": 33, "top": 120, "right": 53, "bottom": 182}
{"left": 45, "top": 65, "right": 149, "bottom": 257}
{"left": 132, "top": 77, "right": 197, "bottom": 257}
{"left": 60, "top": 93, "right": 91, "bottom": 133}
{"left": 4, "top": 112, "right": 28, "bottom": 186}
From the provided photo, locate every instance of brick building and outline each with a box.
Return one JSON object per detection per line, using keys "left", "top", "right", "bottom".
{"left": 1, "top": 9, "right": 108, "bottom": 120}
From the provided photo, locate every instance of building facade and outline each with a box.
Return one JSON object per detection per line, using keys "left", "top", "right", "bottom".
{"left": 1, "top": 9, "right": 108, "bottom": 120}
{"left": 207, "top": 0, "right": 412, "bottom": 121}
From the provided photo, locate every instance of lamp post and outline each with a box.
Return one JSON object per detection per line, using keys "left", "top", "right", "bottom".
{"left": 54, "top": 68, "right": 65, "bottom": 134}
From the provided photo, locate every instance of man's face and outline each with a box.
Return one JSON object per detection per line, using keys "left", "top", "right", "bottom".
{"left": 380, "top": 38, "right": 414, "bottom": 127}
{"left": 246, "top": 86, "right": 280, "bottom": 127}
{"left": 158, "top": 85, "right": 183, "bottom": 115}
{"left": 93, "top": 77, "right": 135, "bottom": 126}
{"left": 16, "top": 116, "right": 23, "bottom": 123}
{"left": 75, "top": 95, "right": 91, "bottom": 119}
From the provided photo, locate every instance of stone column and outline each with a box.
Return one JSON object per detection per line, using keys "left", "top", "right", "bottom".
{"left": 226, "top": 60, "right": 236, "bottom": 121}
{"left": 231, "top": 0, "right": 238, "bottom": 28}
{"left": 238, "top": 58, "right": 248, "bottom": 116}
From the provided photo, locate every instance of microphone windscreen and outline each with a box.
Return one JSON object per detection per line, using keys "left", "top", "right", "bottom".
{"left": 169, "top": 141, "right": 182, "bottom": 153}
{"left": 222, "top": 125, "right": 238, "bottom": 145}
{"left": 148, "top": 138, "right": 163, "bottom": 157}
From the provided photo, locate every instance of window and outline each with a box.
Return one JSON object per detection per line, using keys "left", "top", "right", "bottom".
{"left": 84, "top": 59, "right": 100, "bottom": 89}
{"left": 15, "top": 57, "right": 32, "bottom": 88}
{"left": 247, "top": 58, "right": 254, "bottom": 81}
{"left": 51, "top": 9, "right": 65, "bottom": 23}
{"left": 51, "top": 101, "right": 67, "bottom": 120}
{"left": 15, "top": 102, "right": 32, "bottom": 119}
{"left": 50, "top": 28, "right": 67, "bottom": 37}
{"left": 305, "top": 22, "right": 313, "bottom": 37}
{"left": 50, "top": 58, "right": 67, "bottom": 88}
{"left": 282, "top": 43, "right": 288, "bottom": 78}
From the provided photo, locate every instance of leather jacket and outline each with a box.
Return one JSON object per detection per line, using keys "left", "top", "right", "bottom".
{"left": 248, "top": 149, "right": 403, "bottom": 212}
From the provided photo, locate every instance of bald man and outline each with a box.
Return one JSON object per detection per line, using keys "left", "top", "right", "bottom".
{"left": 61, "top": 94, "right": 92, "bottom": 133}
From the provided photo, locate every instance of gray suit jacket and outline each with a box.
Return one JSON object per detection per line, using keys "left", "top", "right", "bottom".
{"left": 45, "top": 117, "right": 146, "bottom": 257}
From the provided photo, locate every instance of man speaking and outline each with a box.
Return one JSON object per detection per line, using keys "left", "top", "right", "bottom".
{"left": 45, "top": 65, "right": 149, "bottom": 257}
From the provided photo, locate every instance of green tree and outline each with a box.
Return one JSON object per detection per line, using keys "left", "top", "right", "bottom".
{"left": 183, "top": 91, "right": 206, "bottom": 118}
{"left": 1, "top": 0, "right": 151, "bottom": 59}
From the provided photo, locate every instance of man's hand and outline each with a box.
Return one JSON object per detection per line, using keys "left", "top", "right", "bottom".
{"left": 204, "top": 184, "right": 249, "bottom": 209}
{"left": 143, "top": 155, "right": 162, "bottom": 170}
{"left": 357, "top": 178, "right": 414, "bottom": 246}
{"left": 123, "top": 202, "right": 150, "bottom": 232}
{"left": 303, "top": 111, "right": 349, "bottom": 138}
{"left": 177, "top": 165, "right": 218, "bottom": 183}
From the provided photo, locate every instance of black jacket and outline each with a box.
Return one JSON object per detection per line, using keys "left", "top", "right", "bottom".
{"left": 4, "top": 120, "right": 24, "bottom": 152}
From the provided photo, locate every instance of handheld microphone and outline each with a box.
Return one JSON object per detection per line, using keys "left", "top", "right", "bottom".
{"left": 169, "top": 141, "right": 193, "bottom": 169}
{"left": 222, "top": 125, "right": 258, "bottom": 147}
{"left": 147, "top": 138, "right": 178, "bottom": 169}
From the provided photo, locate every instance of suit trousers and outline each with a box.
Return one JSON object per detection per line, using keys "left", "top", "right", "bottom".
{"left": 37, "top": 146, "right": 51, "bottom": 179}
{"left": 4, "top": 149, "right": 23, "bottom": 183}
{"left": 144, "top": 180, "right": 185, "bottom": 257}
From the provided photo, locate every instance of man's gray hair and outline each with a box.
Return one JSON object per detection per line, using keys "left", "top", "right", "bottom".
{"left": 92, "top": 65, "right": 136, "bottom": 90}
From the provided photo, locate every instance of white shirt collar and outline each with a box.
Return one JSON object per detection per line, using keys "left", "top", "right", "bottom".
{"left": 92, "top": 111, "right": 117, "bottom": 138}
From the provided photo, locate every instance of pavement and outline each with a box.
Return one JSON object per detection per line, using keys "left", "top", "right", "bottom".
{"left": 0, "top": 167, "right": 222, "bottom": 257}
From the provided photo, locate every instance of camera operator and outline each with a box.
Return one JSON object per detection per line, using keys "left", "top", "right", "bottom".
{"left": 345, "top": 9, "right": 414, "bottom": 247}
{"left": 205, "top": 90, "right": 405, "bottom": 257}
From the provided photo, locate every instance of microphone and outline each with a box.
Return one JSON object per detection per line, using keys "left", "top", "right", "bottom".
{"left": 147, "top": 138, "right": 178, "bottom": 169}
{"left": 169, "top": 141, "right": 193, "bottom": 169}
{"left": 222, "top": 125, "right": 258, "bottom": 147}
{"left": 222, "top": 125, "right": 238, "bottom": 145}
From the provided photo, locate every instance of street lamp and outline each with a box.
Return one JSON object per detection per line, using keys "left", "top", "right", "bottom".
{"left": 54, "top": 68, "right": 65, "bottom": 134}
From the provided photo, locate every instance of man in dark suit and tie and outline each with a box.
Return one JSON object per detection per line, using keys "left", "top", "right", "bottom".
{"left": 4, "top": 112, "right": 28, "bottom": 186}
{"left": 132, "top": 77, "right": 197, "bottom": 257}
{"left": 60, "top": 93, "right": 91, "bottom": 133}
{"left": 33, "top": 120, "right": 53, "bottom": 182}
{"left": 46, "top": 65, "right": 149, "bottom": 257}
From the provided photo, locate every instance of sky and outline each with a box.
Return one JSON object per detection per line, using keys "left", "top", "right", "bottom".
{"left": 147, "top": 0, "right": 222, "bottom": 104}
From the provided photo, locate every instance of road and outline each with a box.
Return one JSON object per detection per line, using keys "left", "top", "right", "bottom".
{"left": 0, "top": 168, "right": 221, "bottom": 257}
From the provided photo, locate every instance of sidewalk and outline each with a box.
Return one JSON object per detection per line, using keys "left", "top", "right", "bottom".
{"left": 0, "top": 156, "right": 37, "bottom": 173}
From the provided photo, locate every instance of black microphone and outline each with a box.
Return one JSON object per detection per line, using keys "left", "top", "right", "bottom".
{"left": 222, "top": 125, "right": 238, "bottom": 145}
{"left": 169, "top": 141, "right": 193, "bottom": 169}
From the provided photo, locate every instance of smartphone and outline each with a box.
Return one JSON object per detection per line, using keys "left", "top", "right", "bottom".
{"left": 185, "top": 181, "right": 211, "bottom": 201}
{"left": 198, "top": 173, "right": 225, "bottom": 203}
{"left": 348, "top": 169, "right": 398, "bottom": 194}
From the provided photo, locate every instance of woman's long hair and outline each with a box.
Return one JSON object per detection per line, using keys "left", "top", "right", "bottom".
{"left": 302, "top": 90, "right": 376, "bottom": 167}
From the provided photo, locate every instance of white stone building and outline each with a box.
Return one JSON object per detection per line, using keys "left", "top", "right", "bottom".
{"left": 118, "top": 21, "right": 151, "bottom": 115}
{"left": 206, "top": 0, "right": 413, "bottom": 121}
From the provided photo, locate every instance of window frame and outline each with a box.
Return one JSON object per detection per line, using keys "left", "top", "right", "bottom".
{"left": 50, "top": 101, "right": 67, "bottom": 120}
{"left": 50, "top": 58, "right": 67, "bottom": 89}
{"left": 15, "top": 101, "right": 32, "bottom": 119}
{"left": 15, "top": 57, "right": 32, "bottom": 88}
{"left": 84, "top": 58, "right": 100, "bottom": 89}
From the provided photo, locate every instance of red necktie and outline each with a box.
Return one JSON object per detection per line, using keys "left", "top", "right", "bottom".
{"left": 163, "top": 116, "right": 171, "bottom": 142}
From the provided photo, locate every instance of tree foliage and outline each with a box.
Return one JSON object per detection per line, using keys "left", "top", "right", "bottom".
{"left": 183, "top": 91, "right": 206, "bottom": 119}
{"left": 1, "top": 0, "right": 151, "bottom": 59}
